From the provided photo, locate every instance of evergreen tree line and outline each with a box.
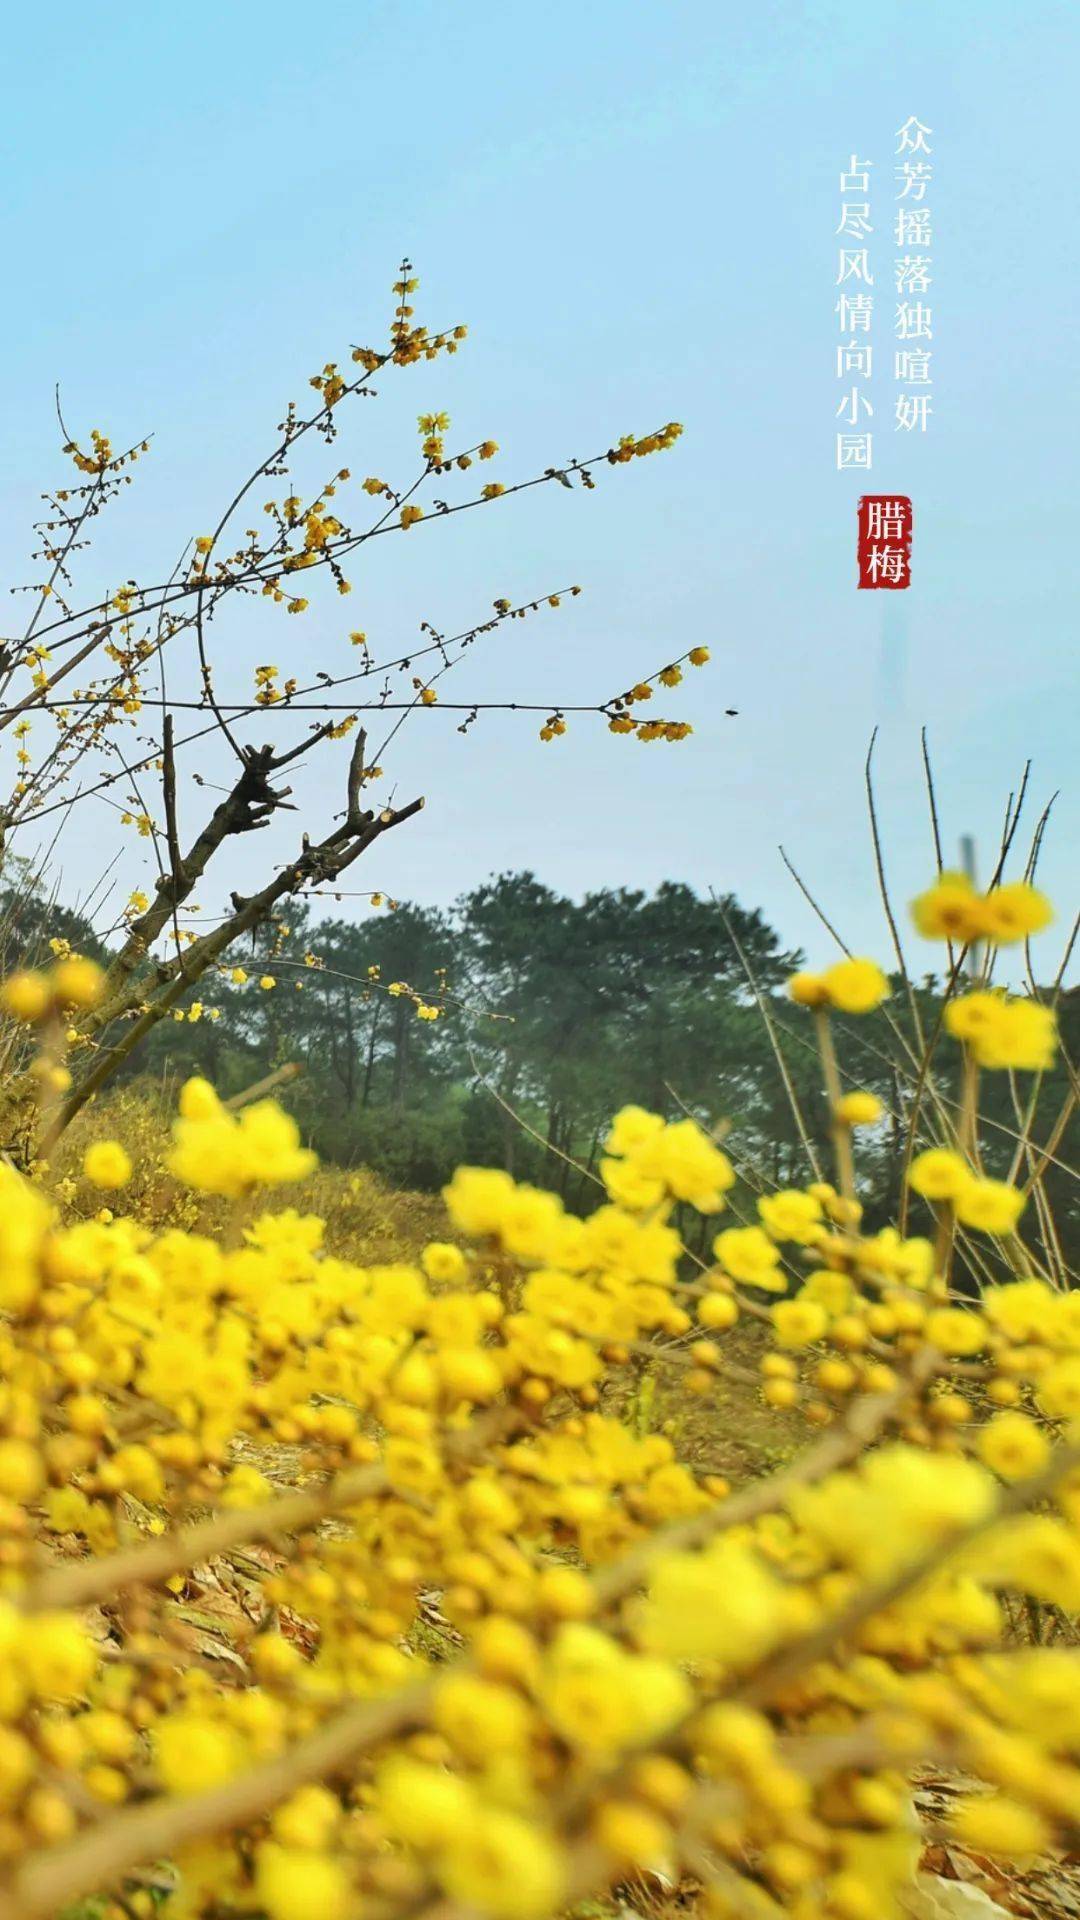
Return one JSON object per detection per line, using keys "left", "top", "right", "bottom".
{"left": 2, "top": 866, "right": 1076, "bottom": 1265}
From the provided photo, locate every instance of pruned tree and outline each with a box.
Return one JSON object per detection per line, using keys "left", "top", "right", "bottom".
{"left": 0, "top": 264, "right": 713, "bottom": 1161}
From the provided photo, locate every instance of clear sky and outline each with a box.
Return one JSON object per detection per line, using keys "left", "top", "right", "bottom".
{"left": 1, "top": 0, "right": 1076, "bottom": 975}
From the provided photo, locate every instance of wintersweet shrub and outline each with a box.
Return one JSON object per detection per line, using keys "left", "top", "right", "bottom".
{"left": 0, "top": 878, "right": 1075, "bottom": 1920}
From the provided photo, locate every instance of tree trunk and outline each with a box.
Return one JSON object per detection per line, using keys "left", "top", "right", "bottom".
{"left": 361, "top": 1002, "right": 382, "bottom": 1109}
{"left": 391, "top": 1000, "right": 410, "bottom": 1111}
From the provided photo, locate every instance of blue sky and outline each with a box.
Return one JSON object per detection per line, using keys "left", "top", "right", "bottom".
{"left": 1, "top": 0, "right": 1076, "bottom": 975}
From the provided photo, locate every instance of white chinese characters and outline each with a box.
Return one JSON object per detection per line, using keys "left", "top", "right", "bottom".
{"left": 835, "top": 154, "right": 875, "bottom": 470}
{"left": 835, "top": 119, "right": 934, "bottom": 472}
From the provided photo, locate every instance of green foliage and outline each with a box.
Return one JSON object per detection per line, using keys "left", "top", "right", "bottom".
{"left": 4, "top": 862, "right": 1076, "bottom": 1274}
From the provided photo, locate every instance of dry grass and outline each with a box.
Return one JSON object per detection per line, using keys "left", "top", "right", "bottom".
{"left": 46, "top": 1078, "right": 451, "bottom": 1262}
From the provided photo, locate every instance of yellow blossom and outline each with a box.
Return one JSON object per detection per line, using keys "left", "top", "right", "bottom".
{"left": 421, "top": 1242, "right": 467, "bottom": 1283}
{"left": 954, "top": 1178, "right": 1026, "bottom": 1235}
{"left": 758, "top": 1190, "right": 824, "bottom": 1245}
{"left": 83, "top": 1142, "right": 132, "bottom": 1190}
{"left": 771, "top": 1298, "right": 829, "bottom": 1348}
{"left": 945, "top": 991, "right": 1057, "bottom": 1071}
{"left": 949, "top": 1795, "right": 1049, "bottom": 1856}
{"left": 437, "top": 1807, "right": 564, "bottom": 1920}
{"left": 155, "top": 1715, "right": 246, "bottom": 1795}
{"left": 713, "top": 1224, "right": 785, "bottom": 1290}
{"left": 978, "top": 1413, "right": 1051, "bottom": 1481}
{"left": 254, "top": 1843, "right": 353, "bottom": 1920}
{"left": 911, "top": 873, "right": 982, "bottom": 941}
{"left": 908, "top": 1148, "right": 971, "bottom": 1202}
{"left": 50, "top": 956, "right": 105, "bottom": 1010}
{"left": 0, "top": 970, "right": 52, "bottom": 1023}
{"left": 835, "top": 1091, "right": 883, "bottom": 1126}
{"left": 980, "top": 883, "right": 1053, "bottom": 945}
{"left": 821, "top": 957, "right": 890, "bottom": 1015}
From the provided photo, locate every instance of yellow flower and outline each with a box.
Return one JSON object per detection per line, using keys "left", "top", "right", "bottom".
{"left": 912, "top": 876, "right": 1053, "bottom": 947}
{"left": 155, "top": 1714, "right": 246, "bottom": 1795}
{"left": 0, "top": 1438, "right": 45, "bottom": 1502}
{"left": 443, "top": 1166, "right": 516, "bottom": 1237}
{"left": 254, "top": 1844, "right": 353, "bottom": 1920}
{"left": 50, "top": 956, "right": 105, "bottom": 1010}
{"left": 497, "top": 1185, "right": 567, "bottom": 1262}
{"left": 978, "top": 1413, "right": 1050, "bottom": 1481}
{"left": 771, "top": 1298, "right": 828, "bottom": 1349}
{"left": 377, "top": 1757, "right": 473, "bottom": 1847}
{"left": 270, "top": 1786, "right": 340, "bottom": 1851}
{"left": 606, "top": 1106, "right": 664, "bottom": 1157}
{"left": 538, "top": 1626, "right": 689, "bottom": 1754}
{"left": 599, "top": 1154, "right": 665, "bottom": 1211}
{"left": 981, "top": 1515, "right": 1080, "bottom": 1609}
{"left": 993, "top": 999, "right": 1057, "bottom": 1071}
{"left": 0, "top": 1728, "right": 34, "bottom": 1801}
{"left": 536, "top": 1566, "right": 595, "bottom": 1620}
{"left": 168, "top": 1091, "right": 315, "bottom": 1198}
{"left": 641, "top": 1118, "right": 735, "bottom": 1212}
{"left": 982, "top": 1278, "right": 1057, "bottom": 1343}
{"left": 980, "top": 882, "right": 1053, "bottom": 945}
{"left": 83, "top": 1141, "right": 132, "bottom": 1190}
{"left": 835, "top": 1091, "right": 883, "bottom": 1126}
{"left": 954, "top": 1178, "right": 1025, "bottom": 1235}
{"left": 792, "top": 1445, "right": 994, "bottom": 1577}
{"left": 799, "top": 1269, "right": 855, "bottom": 1316}
{"left": 758, "top": 1190, "right": 824, "bottom": 1246}
{"left": 944, "top": 989, "right": 1003, "bottom": 1047}
{"left": 949, "top": 1795, "right": 1049, "bottom": 1857}
{"left": 1035, "top": 1357, "right": 1080, "bottom": 1421}
{"left": 945, "top": 992, "right": 1057, "bottom": 1071}
{"left": 639, "top": 1540, "right": 786, "bottom": 1666}
{"left": 432, "top": 1674, "right": 531, "bottom": 1761}
{"left": 421, "top": 1242, "right": 466, "bottom": 1283}
{"left": 0, "top": 969, "right": 51, "bottom": 1023}
{"left": 787, "top": 970, "right": 829, "bottom": 1007}
{"left": 22, "top": 1614, "right": 96, "bottom": 1701}
{"left": 908, "top": 1148, "right": 971, "bottom": 1202}
{"left": 911, "top": 872, "right": 981, "bottom": 940}
{"left": 821, "top": 957, "right": 890, "bottom": 1014}
{"left": 178, "top": 1076, "right": 222, "bottom": 1120}
{"left": 713, "top": 1225, "right": 784, "bottom": 1290}
{"left": 594, "top": 1799, "right": 671, "bottom": 1868}
{"left": 925, "top": 1308, "right": 987, "bottom": 1357}
{"left": 0, "top": 1165, "right": 50, "bottom": 1313}
{"left": 437, "top": 1807, "right": 564, "bottom": 1920}
{"left": 698, "top": 1290, "right": 739, "bottom": 1329}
